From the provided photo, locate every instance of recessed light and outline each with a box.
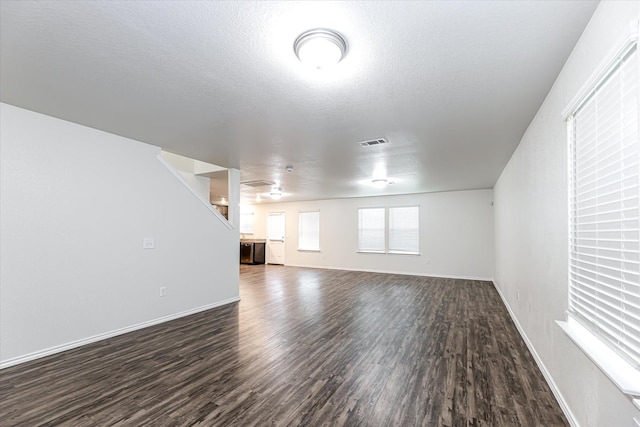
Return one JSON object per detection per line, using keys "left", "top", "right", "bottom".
{"left": 294, "top": 29, "right": 347, "bottom": 69}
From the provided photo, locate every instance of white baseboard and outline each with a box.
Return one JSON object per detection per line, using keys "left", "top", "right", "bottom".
{"left": 492, "top": 281, "right": 579, "bottom": 427}
{"left": 284, "top": 263, "right": 493, "bottom": 282}
{"left": 0, "top": 297, "right": 240, "bottom": 370}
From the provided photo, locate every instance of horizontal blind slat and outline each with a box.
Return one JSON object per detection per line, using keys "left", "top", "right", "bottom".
{"left": 569, "top": 44, "right": 640, "bottom": 369}
{"left": 569, "top": 286, "right": 640, "bottom": 323}
{"left": 570, "top": 278, "right": 640, "bottom": 305}
{"left": 569, "top": 301, "right": 640, "bottom": 355}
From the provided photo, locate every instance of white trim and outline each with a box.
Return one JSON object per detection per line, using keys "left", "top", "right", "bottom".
{"left": 356, "top": 250, "right": 420, "bottom": 255}
{"left": 493, "top": 281, "right": 579, "bottom": 427}
{"left": 156, "top": 154, "right": 233, "bottom": 230}
{"left": 297, "top": 248, "right": 321, "bottom": 252}
{"left": 387, "top": 251, "right": 420, "bottom": 256}
{"left": 284, "top": 263, "right": 492, "bottom": 282}
{"left": 562, "top": 19, "right": 639, "bottom": 119}
{"left": 356, "top": 249, "right": 420, "bottom": 256}
{"left": 0, "top": 297, "right": 240, "bottom": 370}
{"left": 557, "top": 317, "right": 640, "bottom": 396}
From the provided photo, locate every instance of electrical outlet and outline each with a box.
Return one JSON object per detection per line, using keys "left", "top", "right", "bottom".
{"left": 159, "top": 286, "right": 167, "bottom": 297}
{"left": 143, "top": 238, "right": 155, "bottom": 249}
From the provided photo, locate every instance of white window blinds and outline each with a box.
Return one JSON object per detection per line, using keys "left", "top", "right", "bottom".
{"left": 267, "top": 213, "right": 285, "bottom": 241}
{"left": 298, "top": 211, "right": 320, "bottom": 251}
{"left": 358, "top": 208, "right": 385, "bottom": 252}
{"left": 239, "top": 212, "right": 253, "bottom": 234}
{"left": 568, "top": 44, "right": 640, "bottom": 369}
{"left": 389, "top": 206, "right": 419, "bottom": 254}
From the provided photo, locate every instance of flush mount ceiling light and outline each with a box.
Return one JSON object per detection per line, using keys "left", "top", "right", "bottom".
{"left": 270, "top": 188, "right": 283, "bottom": 199}
{"left": 294, "top": 28, "right": 347, "bottom": 69}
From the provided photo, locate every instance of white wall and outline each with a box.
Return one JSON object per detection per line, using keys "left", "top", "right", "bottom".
{"left": 160, "top": 150, "right": 212, "bottom": 201}
{"left": 247, "top": 189, "right": 494, "bottom": 280}
{"left": 0, "top": 103, "right": 240, "bottom": 367}
{"left": 493, "top": 2, "right": 640, "bottom": 426}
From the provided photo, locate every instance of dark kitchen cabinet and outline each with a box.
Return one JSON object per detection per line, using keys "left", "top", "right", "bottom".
{"left": 240, "top": 241, "right": 265, "bottom": 264}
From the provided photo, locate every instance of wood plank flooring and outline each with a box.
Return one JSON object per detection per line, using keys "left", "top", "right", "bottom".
{"left": 0, "top": 265, "right": 568, "bottom": 426}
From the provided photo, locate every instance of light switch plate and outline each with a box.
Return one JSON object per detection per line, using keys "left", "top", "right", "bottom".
{"left": 143, "top": 238, "right": 155, "bottom": 249}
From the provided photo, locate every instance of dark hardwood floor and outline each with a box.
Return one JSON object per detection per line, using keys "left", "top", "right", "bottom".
{"left": 0, "top": 265, "right": 567, "bottom": 426}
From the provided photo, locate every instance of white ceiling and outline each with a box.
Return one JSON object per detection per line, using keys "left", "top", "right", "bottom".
{"left": 0, "top": 1, "right": 599, "bottom": 204}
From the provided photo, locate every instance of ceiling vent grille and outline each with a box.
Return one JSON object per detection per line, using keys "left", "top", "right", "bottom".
{"left": 359, "top": 138, "right": 388, "bottom": 147}
{"left": 241, "top": 180, "right": 275, "bottom": 188}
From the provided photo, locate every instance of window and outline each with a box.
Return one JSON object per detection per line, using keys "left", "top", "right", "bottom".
{"left": 298, "top": 211, "right": 320, "bottom": 251}
{"left": 239, "top": 211, "right": 253, "bottom": 234}
{"left": 389, "top": 206, "right": 419, "bottom": 254}
{"left": 358, "top": 208, "right": 385, "bottom": 252}
{"left": 358, "top": 206, "right": 419, "bottom": 254}
{"left": 567, "top": 42, "right": 640, "bottom": 371}
{"left": 267, "top": 212, "right": 285, "bottom": 241}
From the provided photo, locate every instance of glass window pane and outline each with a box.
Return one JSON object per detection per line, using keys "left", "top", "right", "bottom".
{"left": 358, "top": 208, "right": 385, "bottom": 252}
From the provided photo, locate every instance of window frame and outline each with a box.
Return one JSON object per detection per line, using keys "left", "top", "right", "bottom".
{"left": 558, "top": 26, "right": 640, "bottom": 397}
{"left": 357, "top": 207, "right": 387, "bottom": 253}
{"left": 267, "top": 212, "right": 285, "bottom": 242}
{"left": 357, "top": 205, "right": 420, "bottom": 255}
{"left": 239, "top": 211, "right": 254, "bottom": 234}
{"left": 298, "top": 210, "right": 321, "bottom": 252}
{"left": 388, "top": 205, "right": 420, "bottom": 255}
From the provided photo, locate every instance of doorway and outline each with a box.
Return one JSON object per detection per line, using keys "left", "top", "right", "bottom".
{"left": 267, "top": 212, "right": 285, "bottom": 265}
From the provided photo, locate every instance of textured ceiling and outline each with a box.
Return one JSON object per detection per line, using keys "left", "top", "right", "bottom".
{"left": 0, "top": 1, "right": 599, "bottom": 204}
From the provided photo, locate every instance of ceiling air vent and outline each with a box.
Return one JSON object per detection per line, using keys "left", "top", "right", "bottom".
{"left": 241, "top": 180, "right": 275, "bottom": 188}
{"left": 359, "top": 138, "right": 388, "bottom": 147}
